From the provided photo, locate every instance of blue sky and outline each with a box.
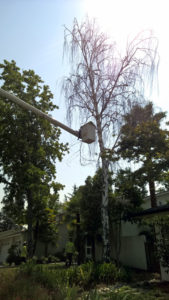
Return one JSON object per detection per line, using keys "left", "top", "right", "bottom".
{"left": 1, "top": 0, "right": 169, "bottom": 202}
{"left": 0, "top": 0, "right": 97, "bottom": 202}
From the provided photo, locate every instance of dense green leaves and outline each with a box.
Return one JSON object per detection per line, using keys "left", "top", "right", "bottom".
{"left": 79, "top": 170, "right": 103, "bottom": 236}
{"left": 113, "top": 168, "right": 146, "bottom": 210}
{"left": 0, "top": 212, "right": 16, "bottom": 231}
{"left": 64, "top": 169, "right": 113, "bottom": 262}
{"left": 117, "top": 102, "right": 169, "bottom": 207}
{"left": 0, "top": 60, "right": 68, "bottom": 256}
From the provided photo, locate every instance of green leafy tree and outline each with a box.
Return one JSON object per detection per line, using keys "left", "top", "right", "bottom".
{"left": 64, "top": 169, "right": 112, "bottom": 261}
{"left": 0, "top": 60, "right": 68, "bottom": 257}
{"left": 0, "top": 211, "right": 16, "bottom": 231}
{"left": 109, "top": 168, "right": 146, "bottom": 266}
{"left": 159, "top": 171, "right": 169, "bottom": 191}
{"left": 78, "top": 170, "right": 103, "bottom": 261}
{"left": 113, "top": 168, "right": 146, "bottom": 212}
{"left": 117, "top": 102, "right": 169, "bottom": 207}
{"left": 37, "top": 207, "right": 58, "bottom": 257}
{"left": 63, "top": 185, "right": 80, "bottom": 238}
{"left": 155, "top": 216, "right": 169, "bottom": 271}
{"left": 63, "top": 185, "right": 83, "bottom": 264}
{"left": 144, "top": 216, "right": 169, "bottom": 272}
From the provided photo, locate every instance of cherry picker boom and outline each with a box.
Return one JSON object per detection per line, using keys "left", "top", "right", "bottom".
{"left": 0, "top": 88, "right": 95, "bottom": 144}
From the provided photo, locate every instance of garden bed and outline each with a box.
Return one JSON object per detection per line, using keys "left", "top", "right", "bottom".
{"left": 0, "top": 262, "right": 168, "bottom": 300}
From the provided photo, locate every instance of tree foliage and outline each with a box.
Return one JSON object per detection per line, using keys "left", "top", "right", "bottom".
{"left": 0, "top": 60, "right": 68, "bottom": 257}
{"left": 0, "top": 211, "right": 16, "bottom": 232}
{"left": 155, "top": 216, "right": 169, "bottom": 271}
{"left": 108, "top": 168, "right": 146, "bottom": 265}
{"left": 64, "top": 169, "right": 112, "bottom": 261}
{"left": 117, "top": 102, "right": 169, "bottom": 207}
{"left": 113, "top": 168, "right": 146, "bottom": 210}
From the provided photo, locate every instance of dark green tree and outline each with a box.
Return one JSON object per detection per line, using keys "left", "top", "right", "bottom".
{"left": 78, "top": 170, "right": 103, "bottom": 261}
{"left": 159, "top": 171, "right": 169, "bottom": 191}
{"left": 113, "top": 168, "right": 146, "bottom": 211}
{"left": 63, "top": 185, "right": 80, "bottom": 239}
{"left": 109, "top": 168, "right": 146, "bottom": 266}
{"left": 0, "top": 60, "right": 68, "bottom": 257}
{"left": 117, "top": 102, "right": 169, "bottom": 207}
{"left": 0, "top": 211, "right": 16, "bottom": 232}
{"left": 63, "top": 185, "right": 83, "bottom": 264}
{"left": 64, "top": 169, "right": 112, "bottom": 261}
{"left": 37, "top": 207, "right": 58, "bottom": 257}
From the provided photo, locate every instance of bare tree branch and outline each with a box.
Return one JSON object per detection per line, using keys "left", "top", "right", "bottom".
{"left": 62, "top": 17, "right": 159, "bottom": 261}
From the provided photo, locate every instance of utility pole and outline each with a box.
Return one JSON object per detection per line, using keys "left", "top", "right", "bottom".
{"left": 0, "top": 88, "right": 95, "bottom": 144}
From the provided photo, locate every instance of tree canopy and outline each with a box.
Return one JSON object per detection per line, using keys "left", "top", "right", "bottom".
{"left": 64, "top": 168, "right": 113, "bottom": 261}
{"left": 117, "top": 102, "right": 169, "bottom": 207}
{"left": 0, "top": 60, "right": 68, "bottom": 257}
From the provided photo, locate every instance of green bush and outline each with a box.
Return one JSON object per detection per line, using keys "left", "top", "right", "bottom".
{"left": 67, "top": 266, "right": 79, "bottom": 286}
{"left": 117, "top": 267, "right": 132, "bottom": 282}
{"left": 20, "top": 259, "right": 36, "bottom": 276}
{"left": 19, "top": 260, "right": 132, "bottom": 292}
{"left": 6, "top": 244, "right": 21, "bottom": 265}
{"left": 64, "top": 261, "right": 97, "bottom": 289}
{"left": 78, "top": 262, "right": 95, "bottom": 289}
{"left": 98, "top": 262, "right": 119, "bottom": 284}
{"left": 65, "top": 262, "right": 128, "bottom": 288}
{"left": 48, "top": 254, "right": 59, "bottom": 263}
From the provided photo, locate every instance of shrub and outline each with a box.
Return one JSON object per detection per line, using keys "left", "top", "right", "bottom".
{"left": 19, "top": 259, "right": 36, "bottom": 276}
{"left": 48, "top": 254, "right": 58, "bottom": 263}
{"left": 98, "top": 262, "right": 119, "bottom": 284}
{"left": 6, "top": 244, "right": 21, "bottom": 265}
{"left": 19, "top": 260, "right": 133, "bottom": 294}
{"left": 66, "top": 266, "right": 79, "bottom": 286}
{"left": 66, "top": 262, "right": 128, "bottom": 288}
{"left": 117, "top": 267, "right": 132, "bottom": 282}
{"left": 55, "top": 251, "right": 66, "bottom": 262}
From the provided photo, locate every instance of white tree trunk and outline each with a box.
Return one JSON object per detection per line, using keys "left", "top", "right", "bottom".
{"left": 101, "top": 157, "right": 110, "bottom": 261}
{"left": 96, "top": 115, "right": 110, "bottom": 261}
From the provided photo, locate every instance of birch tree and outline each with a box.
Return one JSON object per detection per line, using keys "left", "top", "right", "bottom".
{"left": 62, "top": 18, "right": 159, "bottom": 261}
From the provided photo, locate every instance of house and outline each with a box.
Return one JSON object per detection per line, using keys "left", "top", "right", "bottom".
{"left": 1, "top": 191, "right": 169, "bottom": 282}
{"left": 111, "top": 191, "right": 169, "bottom": 281}
{"left": 34, "top": 219, "right": 68, "bottom": 259}
{"left": 0, "top": 215, "right": 69, "bottom": 264}
{"left": 0, "top": 227, "right": 25, "bottom": 264}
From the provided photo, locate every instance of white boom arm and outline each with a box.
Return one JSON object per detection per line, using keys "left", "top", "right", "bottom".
{"left": 0, "top": 88, "right": 95, "bottom": 144}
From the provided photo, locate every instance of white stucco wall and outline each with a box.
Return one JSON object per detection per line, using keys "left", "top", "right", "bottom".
{"left": 0, "top": 230, "right": 23, "bottom": 263}
{"left": 160, "top": 265, "right": 169, "bottom": 281}
{"left": 35, "top": 223, "right": 69, "bottom": 258}
{"left": 121, "top": 221, "right": 140, "bottom": 237}
{"left": 142, "top": 191, "right": 169, "bottom": 209}
{"left": 116, "top": 191, "right": 169, "bottom": 272}
{"left": 120, "top": 235, "right": 147, "bottom": 270}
